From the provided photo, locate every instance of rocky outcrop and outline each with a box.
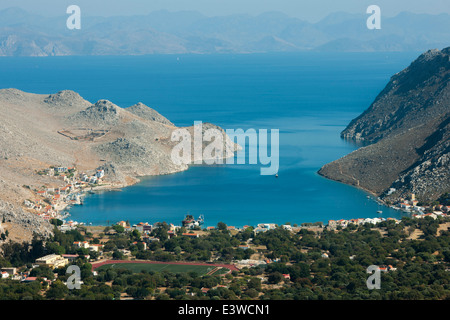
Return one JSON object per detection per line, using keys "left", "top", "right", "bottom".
{"left": 69, "top": 100, "right": 123, "bottom": 127}
{"left": 43, "top": 90, "right": 91, "bottom": 111}
{"left": 386, "top": 115, "right": 450, "bottom": 201}
{"left": 319, "top": 47, "right": 450, "bottom": 202}
{"left": 0, "top": 200, "right": 53, "bottom": 239}
{"left": 127, "top": 102, "right": 174, "bottom": 127}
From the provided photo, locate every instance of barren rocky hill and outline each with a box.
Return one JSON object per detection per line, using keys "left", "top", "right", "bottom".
{"left": 0, "top": 89, "right": 238, "bottom": 240}
{"left": 319, "top": 47, "right": 450, "bottom": 203}
{"left": 341, "top": 48, "right": 450, "bottom": 143}
{"left": 127, "top": 102, "right": 174, "bottom": 126}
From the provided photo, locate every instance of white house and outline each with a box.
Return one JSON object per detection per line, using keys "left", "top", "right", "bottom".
{"left": 89, "top": 244, "right": 104, "bottom": 252}
{"left": 73, "top": 241, "right": 90, "bottom": 249}
{"left": 96, "top": 170, "right": 105, "bottom": 179}
{"left": 1, "top": 267, "right": 17, "bottom": 277}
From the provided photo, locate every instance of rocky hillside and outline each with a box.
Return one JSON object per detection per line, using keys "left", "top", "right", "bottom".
{"left": 127, "top": 102, "right": 174, "bottom": 126}
{"left": 0, "top": 89, "right": 239, "bottom": 240}
{"left": 319, "top": 47, "right": 450, "bottom": 203}
{"left": 341, "top": 48, "right": 450, "bottom": 143}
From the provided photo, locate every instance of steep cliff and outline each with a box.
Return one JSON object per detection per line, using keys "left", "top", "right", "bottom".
{"left": 319, "top": 47, "right": 450, "bottom": 202}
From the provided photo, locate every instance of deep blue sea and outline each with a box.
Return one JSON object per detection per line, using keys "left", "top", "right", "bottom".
{"left": 0, "top": 52, "right": 420, "bottom": 227}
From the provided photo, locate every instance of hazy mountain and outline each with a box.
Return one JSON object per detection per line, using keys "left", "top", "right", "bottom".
{"left": 0, "top": 7, "right": 449, "bottom": 56}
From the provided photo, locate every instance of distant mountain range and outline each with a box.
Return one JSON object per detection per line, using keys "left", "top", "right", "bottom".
{"left": 319, "top": 47, "right": 450, "bottom": 203}
{"left": 0, "top": 7, "right": 449, "bottom": 56}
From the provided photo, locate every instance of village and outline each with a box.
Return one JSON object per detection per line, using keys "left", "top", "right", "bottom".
{"left": 3, "top": 171, "right": 448, "bottom": 295}
{"left": 23, "top": 165, "right": 108, "bottom": 222}
{"left": 328, "top": 193, "right": 449, "bottom": 230}
{"left": 1, "top": 198, "right": 448, "bottom": 287}
{"left": 21, "top": 163, "right": 449, "bottom": 236}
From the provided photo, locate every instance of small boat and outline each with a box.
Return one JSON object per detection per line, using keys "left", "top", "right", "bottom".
{"left": 275, "top": 174, "right": 278, "bottom": 178}
{"left": 377, "top": 210, "right": 382, "bottom": 214}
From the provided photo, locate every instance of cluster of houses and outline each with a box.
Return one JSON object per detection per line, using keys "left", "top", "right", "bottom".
{"left": 73, "top": 241, "right": 104, "bottom": 252}
{"left": 378, "top": 265, "right": 397, "bottom": 272}
{"left": 327, "top": 210, "right": 449, "bottom": 230}
{"left": 101, "top": 219, "right": 323, "bottom": 246}
{"left": 0, "top": 253, "right": 88, "bottom": 283}
{"left": 59, "top": 220, "right": 83, "bottom": 232}
{"left": 114, "top": 220, "right": 282, "bottom": 240}
{"left": 325, "top": 194, "right": 450, "bottom": 230}
{"left": 80, "top": 169, "right": 105, "bottom": 185}
{"left": 412, "top": 211, "right": 448, "bottom": 220}
{"left": 23, "top": 166, "right": 106, "bottom": 221}
{"left": 114, "top": 221, "right": 203, "bottom": 243}
{"left": 97, "top": 220, "right": 286, "bottom": 253}
{"left": 0, "top": 212, "right": 415, "bottom": 288}
{"left": 254, "top": 223, "right": 277, "bottom": 233}
{"left": 327, "top": 217, "right": 400, "bottom": 230}
{"left": 395, "top": 193, "right": 450, "bottom": 214}
{"left": 1, "top": 267, "right": 18, "bottom": 280}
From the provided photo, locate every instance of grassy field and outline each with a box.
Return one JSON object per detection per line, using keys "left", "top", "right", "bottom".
{"left": 96, "top": 262, "right": 229, "bottom": 276}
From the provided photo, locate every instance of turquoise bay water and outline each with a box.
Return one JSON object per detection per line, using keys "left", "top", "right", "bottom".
{"left": 0, "top": 52, "right": 420, "bottom": 227}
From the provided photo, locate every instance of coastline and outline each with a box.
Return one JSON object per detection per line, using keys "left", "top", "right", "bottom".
{"left": 59, "top": 147, "right": 241, "bottom": 225}
{"left": 64, "top": 175, "right": 412, "bottom": 230}
{"left": 53, "top": 150, "right": 418, "bottom": 230}
{"left": 60, "top": 151, "right": 416, "bottom": 229}
{"left": 317, "top": 154, "right": 425, "bottom": 216}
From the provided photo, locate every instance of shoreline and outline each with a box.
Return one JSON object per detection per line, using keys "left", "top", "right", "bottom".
{"left": 56, "top": 150, "right": 413, "bottom": 230}
{"left": 317, "top": 167, "right": 422, "bottom": 216}
{"left": 60, "top": 169, "right": 413, "bottom": 229}
{"left": 59, "top": 153, "right": 239, "bottom": 225}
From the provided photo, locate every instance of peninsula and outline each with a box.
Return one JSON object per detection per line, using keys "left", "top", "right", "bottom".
{"left": 0, "top": 89, "right": 238, "bottom": 241}
{"left": 319, "top": 47, "right": 450, "bottom": 207}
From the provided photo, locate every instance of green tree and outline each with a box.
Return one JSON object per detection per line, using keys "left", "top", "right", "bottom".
{"left": 46, "top": 281, "right": 69, "bottom": 300}
{"left": 217, "top": 222, "right": 227, "bottom": 231}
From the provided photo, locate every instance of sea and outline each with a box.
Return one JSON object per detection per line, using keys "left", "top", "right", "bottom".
{"left": 0, "top": 52, "right": 421, "bottom": 227}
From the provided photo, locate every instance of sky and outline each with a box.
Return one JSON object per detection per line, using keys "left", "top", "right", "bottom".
{"left": 0, "top": 0, "right": 449, "bottom": 22}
